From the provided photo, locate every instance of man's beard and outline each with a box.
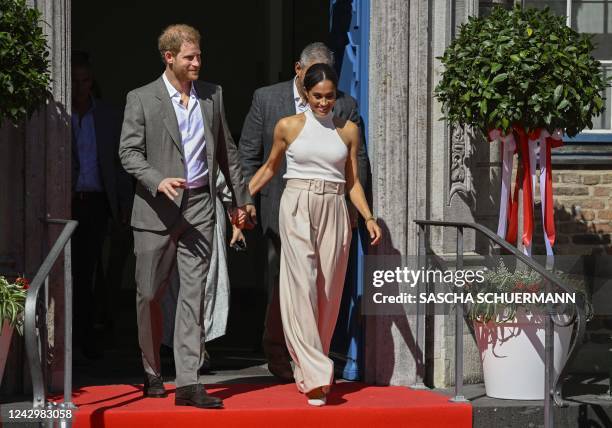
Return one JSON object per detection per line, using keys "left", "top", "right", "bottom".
{"left": 175, "top": 67, "right": 199, "bottom": 81}
{"left": 186, "top": 69, "right": 199, "bottom": 80}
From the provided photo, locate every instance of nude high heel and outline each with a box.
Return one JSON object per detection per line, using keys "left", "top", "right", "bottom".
{"left": 306, "top": 386, "right": 327, "bottom": 406}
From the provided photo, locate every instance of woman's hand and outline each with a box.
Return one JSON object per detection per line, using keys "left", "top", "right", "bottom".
{"left": 366, "top": 219, "right": 382, "bottom": 246}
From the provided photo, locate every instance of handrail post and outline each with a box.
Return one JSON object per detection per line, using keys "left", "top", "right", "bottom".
{"left": 64, "top": 236, "right": 75, "bottom": 413}
{"left": 544, "top": 279, "right": 554, "bottom": 428}
{"left": 412, "top": 223, "right": 427, "bottom": 389}
{"left": 43, "top": 277, "right": 49, "bottom": 389}
{"left": 450, "top": 226, "right": 468, "bottom": 403}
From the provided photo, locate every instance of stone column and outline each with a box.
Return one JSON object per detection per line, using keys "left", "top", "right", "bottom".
{"left": 366, "top": 0, "right": 492, "bottom": 387}
{"left": 365, "top": 0, "right": 428, "bottom": 386}
{"left": 26, "top": 0, "right": 71, "bottom": 392}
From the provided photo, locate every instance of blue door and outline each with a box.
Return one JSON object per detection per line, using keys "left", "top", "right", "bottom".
{"left": 329, "top": 0, "right": 370, "bottom": 381}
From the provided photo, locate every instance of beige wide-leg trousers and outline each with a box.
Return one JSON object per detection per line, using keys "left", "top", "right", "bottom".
{"left": 278, "top": 178, "right": 352, "bottom": 393}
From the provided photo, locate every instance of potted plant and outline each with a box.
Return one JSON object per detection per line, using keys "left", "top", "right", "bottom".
{"left": 435, "top": 5, "right": 605, "bottom": 399}
{"left": 0, "top": 0, "right": 51, "bottom": 126}
{"left": 464, "top": 261, "right": 588, "bottom": 399}
{"left": 0, "top": 276, "right": 28, "bottom": 386}
{"left": 434, "top": 6, "right": 609, "bottom": 253}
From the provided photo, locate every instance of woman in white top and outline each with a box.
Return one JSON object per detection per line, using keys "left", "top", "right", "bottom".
{"left": 249, "top": 63, "right": 381, "bottom": 405}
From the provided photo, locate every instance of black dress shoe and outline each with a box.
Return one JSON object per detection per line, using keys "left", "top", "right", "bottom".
{"left": 175, "top": 384, "right": 223, "bottom": 409}
{"left": 143, "top": 373, "right": 167, "bottom": 398}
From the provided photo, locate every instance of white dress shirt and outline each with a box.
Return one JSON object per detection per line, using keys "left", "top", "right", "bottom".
{"left": 293, "top": 77, "right": 310, "bottom": 114}
{"left": 162, "top": 73, "right": 208, "bottom": 189}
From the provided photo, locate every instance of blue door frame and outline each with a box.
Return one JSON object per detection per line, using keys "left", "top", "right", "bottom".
{"left": 329, "top": 0, "right": 369, "bottom": 381}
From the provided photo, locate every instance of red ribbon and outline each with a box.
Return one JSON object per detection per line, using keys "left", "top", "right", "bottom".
{"left": 506, "top": 126, "right": 540, "bottom": 247}
{"left": 514, "top": 127, "right": 534, "bottom": 248}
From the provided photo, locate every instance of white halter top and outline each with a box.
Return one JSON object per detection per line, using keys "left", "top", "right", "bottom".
{"left": 283, "top": 109, "right": 348, "bottom": 183}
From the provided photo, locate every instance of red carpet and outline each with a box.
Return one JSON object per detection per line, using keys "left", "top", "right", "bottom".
{"left": 63, "top": 383, "right": 471, "bottom": 428}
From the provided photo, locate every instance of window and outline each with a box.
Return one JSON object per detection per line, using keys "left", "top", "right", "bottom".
{"left": 523, "top": 0, "right": 612, "bottom": 135}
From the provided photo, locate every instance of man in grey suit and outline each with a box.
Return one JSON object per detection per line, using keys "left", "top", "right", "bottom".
{"left": 239, "top": 42, "right": 368, "bottom": 381}
{"left": 119, "top": 24, "right": 254, "bottom": 409}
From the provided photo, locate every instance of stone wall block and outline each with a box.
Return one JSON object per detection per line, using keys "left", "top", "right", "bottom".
{"left": 583, "top": 175, "right": 601, "bottom": 185}
{"left": 555, "top": 187, "right": 590, "bottom": 196}
{"left": 561, "top": 173, "right": 581, "bottom": 184}
{"left": 594, "top": 187, "right": 611, "bottom": 197}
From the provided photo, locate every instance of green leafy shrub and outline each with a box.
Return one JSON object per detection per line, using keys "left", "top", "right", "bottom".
{"left": 0, "top": 0, "right": 50, "bottom": 126}
{"left": 434, "top": 6, "right": 609, "bottom": 137}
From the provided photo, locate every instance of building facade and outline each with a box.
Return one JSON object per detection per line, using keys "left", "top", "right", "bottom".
{"left": 1, "top": 0, "right": 610, "bottom": 392}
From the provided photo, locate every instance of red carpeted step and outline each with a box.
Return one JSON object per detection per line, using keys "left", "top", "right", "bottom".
{"left": 63, "top": 383, "right": 471, "bottom": 428}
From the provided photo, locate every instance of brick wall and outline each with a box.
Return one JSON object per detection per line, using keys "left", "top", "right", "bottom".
{"left": 536, "top": 167, "right": 612, "bottom": 255}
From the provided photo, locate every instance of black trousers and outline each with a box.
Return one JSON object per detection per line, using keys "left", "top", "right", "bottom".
{"left": 262, "top": 231, "right": 291, "bottom": 366}
{"left": 72, "top": 192, "right": 110, "bottom": 344}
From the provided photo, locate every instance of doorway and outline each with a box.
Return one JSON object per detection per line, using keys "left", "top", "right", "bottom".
{"left": 70, "top": 0, "right": 331, "bottom": 384}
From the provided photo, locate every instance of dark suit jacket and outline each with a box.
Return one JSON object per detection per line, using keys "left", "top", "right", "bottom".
{"left": 239, "top": 79, "right": 368, "bottom": 236}
{"left": 119, "top": 77, "right": 252, "bottom": 231}
{"left": 72, "top": 99, "right": 134, "bottom": 221}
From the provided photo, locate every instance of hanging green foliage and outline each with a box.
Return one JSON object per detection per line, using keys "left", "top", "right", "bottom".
{"left": 0, "top": 276, "right": 28, "bottom": 335}
{"left": 434, "top": 6, "right": 609, "bottom": 137}
{"left": 0, "top": 0, "right": 50, "bottom": 126}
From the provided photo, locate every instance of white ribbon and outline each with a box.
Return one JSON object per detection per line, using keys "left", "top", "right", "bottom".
{"left": 525, "top": 129, "right": 563, "bottom": 265}
{"left": 489, "top": 129, "right": 515, "bottom": 241}
{"left": 525, "top": 137, "right": 539, "bottom": 257}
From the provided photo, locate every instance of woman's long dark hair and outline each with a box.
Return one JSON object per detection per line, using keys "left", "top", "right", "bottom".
{"left": 303, "top": 63, "right": 338, "bottom": 92}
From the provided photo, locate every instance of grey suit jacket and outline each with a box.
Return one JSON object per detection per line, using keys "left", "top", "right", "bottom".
{"left": 119, "top": 77, "right": 252, "bottom": 231}
{"left": 72, "top": 99, "right": 134, "bottom": 221}
{"left": 239, "top": 79, "right": 368, "bottom": 236}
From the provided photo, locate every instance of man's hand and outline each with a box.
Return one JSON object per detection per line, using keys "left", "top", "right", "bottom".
{"left": 157, "top": 178, "right": 186, "bottom": 201}
{"left": 231, "top": 204, "right": 257, "bottom": 230}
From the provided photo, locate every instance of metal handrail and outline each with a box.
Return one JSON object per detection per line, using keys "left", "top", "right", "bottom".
{"left": 414, "top": 219, "right": 587, "bottom": 428}
{"left": 24, "top": 219, "right": 77, "bottom": 420}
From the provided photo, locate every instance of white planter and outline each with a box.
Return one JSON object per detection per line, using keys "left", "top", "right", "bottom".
{"left": 0, "top": 320, "right": 14, "bottom": 387}
{"left": 474, "top": 310, "right": 572, "bottom": 400}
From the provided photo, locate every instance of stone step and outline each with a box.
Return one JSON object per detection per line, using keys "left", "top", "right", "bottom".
{"left": 442, "top": 376, "right": 612, "bottom": 428}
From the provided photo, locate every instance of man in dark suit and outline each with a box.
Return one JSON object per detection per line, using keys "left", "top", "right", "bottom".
{"left": 71, "top": 53, "right": 133, "bottom": 359}
{"left": 239, "top": 42, "right": 368, "bottom": 381}
{"left": 119, "top": 24, "right": 253, "bottom": 409}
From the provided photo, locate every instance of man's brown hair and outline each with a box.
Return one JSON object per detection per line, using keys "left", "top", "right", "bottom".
{"left": 158, "top": 24, "right": 201, "bottom": 62}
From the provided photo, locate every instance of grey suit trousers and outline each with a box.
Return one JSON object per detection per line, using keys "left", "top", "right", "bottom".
{"left": 134, "top": 186, "right": 214, "bottom": 387}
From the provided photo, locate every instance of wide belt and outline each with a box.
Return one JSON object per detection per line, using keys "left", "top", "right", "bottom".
{"left": 285, "top": 178, "right": 345, "bottom": 195}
